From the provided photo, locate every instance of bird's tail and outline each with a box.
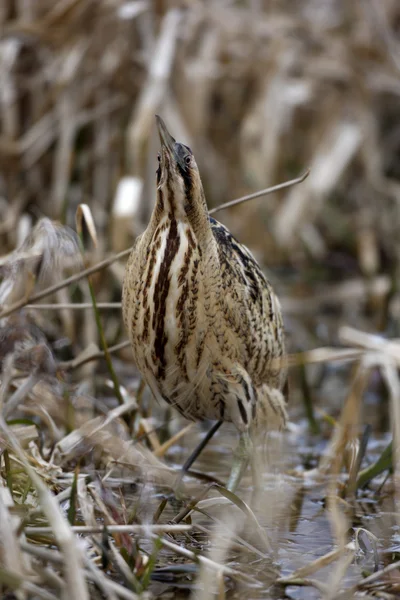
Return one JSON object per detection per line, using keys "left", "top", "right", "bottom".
{"left": 252, "top": 384, "right": 288, "bottom": 435}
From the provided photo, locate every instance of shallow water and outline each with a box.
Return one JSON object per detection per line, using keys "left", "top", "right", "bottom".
{"left": 145, "top": 418, "right": 393, "bottom": 599}
{"left": 98, "top": 356, "right": 395, "bottom": 598}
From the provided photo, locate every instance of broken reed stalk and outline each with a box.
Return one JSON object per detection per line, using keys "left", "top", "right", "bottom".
{"left": 76, "top": 208, "right": 125, "bottom": 406}
{"left": 0, "top": 416, "right": 89, "bottom": 600}
{"left": 85, "top": 274, "right": 125, "bottom": 406}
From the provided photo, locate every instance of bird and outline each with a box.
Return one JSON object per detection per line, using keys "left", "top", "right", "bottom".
{"left": 122, "top": 116, "right": 287, "bottom": 491}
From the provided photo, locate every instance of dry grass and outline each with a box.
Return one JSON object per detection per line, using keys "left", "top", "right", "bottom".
{"left": 1, "top": 1, "right": 400, "bottom": 598}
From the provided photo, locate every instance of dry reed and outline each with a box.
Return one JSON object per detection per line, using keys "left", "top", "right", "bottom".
{"left": 1, "top": 1, "right": 400, "bottom": 598}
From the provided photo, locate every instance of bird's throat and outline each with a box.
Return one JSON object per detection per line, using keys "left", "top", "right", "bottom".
{"left": 154, "top": 182, "right": 211, "bottom": 248}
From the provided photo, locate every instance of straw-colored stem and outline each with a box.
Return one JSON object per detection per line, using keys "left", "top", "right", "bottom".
{"left": 86, "top": 273, "right": 125, "bottom": 406}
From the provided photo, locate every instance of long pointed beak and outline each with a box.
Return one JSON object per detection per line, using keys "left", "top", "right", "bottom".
{"left": 156, "top": 115, "right": 176, "bottom": 154}
{"left": 155, "top": 115, "right": 188, "bottom": 172}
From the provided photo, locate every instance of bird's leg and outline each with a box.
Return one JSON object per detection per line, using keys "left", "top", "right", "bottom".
{"left": 181, "top": 420, "right": 223, "bottom": 474}
{"left": 226, "top": 431, "right": 252, "bottom": 492}
{"left": 175, "top": 420, "right": 223, "bottom": 490}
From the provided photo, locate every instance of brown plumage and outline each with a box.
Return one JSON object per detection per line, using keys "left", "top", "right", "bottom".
{"left": 123, "top": 116, "right": 287, "bottom": 488}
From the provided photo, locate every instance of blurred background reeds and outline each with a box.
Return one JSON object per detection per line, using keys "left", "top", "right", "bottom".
{"left": 1, "top": 1, "right": 400, "bottom": 599}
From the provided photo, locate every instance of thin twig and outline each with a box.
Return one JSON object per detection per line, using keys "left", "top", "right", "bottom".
{"left": 0, "top": 248, "right": 132, "bottom": 319}
{"left": 59, "top": 340, "right": 131, "bottom": 371}
{"left": 151, "top": 533, "right": 255, "bottom": 584}
{"left": 0, "top": 172, "right": 309, "bottom": 319}
{"left": 24, "top": 524, "right": 191, "bottom": 535}
{"left": 209, "top": 169, "right": 310, "bottom": 215}
{"left": 26, "top": 303, "right": 121, "bottom": 310}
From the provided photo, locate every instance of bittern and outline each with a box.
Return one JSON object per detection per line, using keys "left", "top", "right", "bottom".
{"left": 122, "top": 116, "right": 287, "bottom": 491}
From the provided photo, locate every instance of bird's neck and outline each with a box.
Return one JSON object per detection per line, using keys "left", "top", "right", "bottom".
{"left": 149, "top": 183, "right": 212, "bottom": 247}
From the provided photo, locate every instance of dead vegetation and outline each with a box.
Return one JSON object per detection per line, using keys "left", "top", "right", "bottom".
{"left": 1, "top": 1, "right": 400, "bottom": 598}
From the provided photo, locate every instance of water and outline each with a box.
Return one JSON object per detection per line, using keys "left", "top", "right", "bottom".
{"left": 144, "top": 420, "right": 392, "bottom": 598}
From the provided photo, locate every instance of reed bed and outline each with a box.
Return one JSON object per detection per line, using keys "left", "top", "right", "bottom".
{"left": 1, "top": 1, "right": 400, "bottom": 598}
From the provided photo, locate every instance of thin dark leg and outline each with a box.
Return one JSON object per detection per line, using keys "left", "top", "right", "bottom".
{"left": 181, "top": 420, "right": 223, "bottom": 474}
{"left": 174, "top": 420, "right": 223, "bottom": 492}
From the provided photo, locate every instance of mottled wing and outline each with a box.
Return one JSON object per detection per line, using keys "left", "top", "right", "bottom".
{"left": 210, "top": 217, "right": 286, "bottom": 391}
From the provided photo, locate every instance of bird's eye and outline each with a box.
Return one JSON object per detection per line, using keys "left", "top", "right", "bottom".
{"left": 157, "top": 153, "right": 161, "bottom": 162}
{"left": 184, "top": 155, "right": 191, "bottom": 165}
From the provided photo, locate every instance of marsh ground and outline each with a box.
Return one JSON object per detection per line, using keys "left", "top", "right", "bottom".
{"left": 1, "top": 1, "right": 400, "bottom": 598}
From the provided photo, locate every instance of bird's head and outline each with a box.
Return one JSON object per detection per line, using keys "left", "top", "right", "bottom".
{"left": 155, "top": 115, "right": 206, "bottom": 219}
